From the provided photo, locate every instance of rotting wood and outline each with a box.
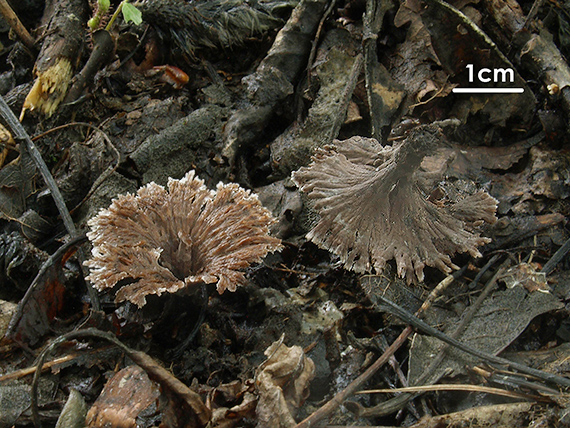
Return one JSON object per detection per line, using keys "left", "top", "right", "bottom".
{"left": 22, "top": 0, "right": 89, "bottom": 117}
{"left": 482, "top": 0, "right": 570, "bottom": 117}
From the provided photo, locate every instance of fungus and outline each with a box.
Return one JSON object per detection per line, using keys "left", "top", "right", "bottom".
{"left": 292, "top": 124, "right": 497, "bottom": 283}
{"left": 85, "top": 171, "right": 282, "bottom": 307}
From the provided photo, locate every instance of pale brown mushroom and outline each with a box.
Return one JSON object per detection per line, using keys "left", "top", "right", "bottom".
{"left": 292, "top": 124, "right": 497, "bottom": 283}
{"left": 85, "top": 171, "right": 282, "bottom": 307}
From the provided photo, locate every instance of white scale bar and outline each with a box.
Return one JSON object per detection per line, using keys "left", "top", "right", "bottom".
{"left": 453, "top": 88, "right": 524, "bottom": 94}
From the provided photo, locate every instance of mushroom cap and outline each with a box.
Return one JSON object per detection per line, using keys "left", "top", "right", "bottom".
{"left": 292, "top": 126, "right": 497, "bottom": 283}
{"left": 85, "top": 171, "right": 282, "bottom": 307}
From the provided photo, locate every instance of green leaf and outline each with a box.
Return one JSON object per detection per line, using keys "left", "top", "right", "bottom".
{"left": 122, "top": 2, "right": 142, "bottom": 25}
{"left": 99, "top": 0, "right": 110, "bottom": 13}
{"left": 87, "top": 16, "right": 100, "bottom": 30}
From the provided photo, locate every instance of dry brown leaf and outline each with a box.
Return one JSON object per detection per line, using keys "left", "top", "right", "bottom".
{"left": 207, "top": 380, "right": 257, "bottom": 428}
{"left": 500, "top": 262, "right": 550, "bottom": 293}
{"left": 85, "top": 365, "right": 160, "bottom": 428}
{"left": 256, "top": 338, "right": 315, "bottom": 428}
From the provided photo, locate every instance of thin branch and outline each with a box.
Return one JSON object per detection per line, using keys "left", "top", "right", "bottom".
{"left": 359, "top": 258, "right": 506, "bottom": 418}
{"left": 413, "top": 257, "right": 507, "bottom": 384}
{"left": 357, "top": 383, "right": 550, "bottom": 402}
{"left": 2, "top": 117, "right": 103, "bottom": 310}
{"left": 5, "top": 234, "right": 88, "bottom": 343}
{"left": 303, "top": 0, "right": 337, "bottom": 98}
{"left": 541, "top": 236, "right": 570, "bottom": 276}
{"left": 0, "top": 348, "right": 111, "bottom": 383}
{"left": 0, "top": 0, "right": 36, "bottom": 50}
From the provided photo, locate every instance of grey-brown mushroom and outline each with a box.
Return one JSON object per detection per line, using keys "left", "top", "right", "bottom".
{"left": 292, "top": 124, "right": 497, "bottom": 283}
{"left": 85, "top": 171, "right": 282, "bottom": 307}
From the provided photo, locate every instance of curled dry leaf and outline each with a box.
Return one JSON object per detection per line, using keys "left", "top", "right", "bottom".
{"left": 256, "top": 338, "right": 315, "bottom": 428}
{"left": 292, "top": 124, "right": 498, "bottom": 283}
{"left": 207, "top": 380, "right": 257, "bottom": 428}
{"left": 85, "top": 171, "right": 282, "bottom": 307}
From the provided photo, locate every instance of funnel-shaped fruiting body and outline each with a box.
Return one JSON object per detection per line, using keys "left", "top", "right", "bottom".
{"left": 85, "top": 171, "right": 282, "bottom": 307}
{"left": 292, "top": 125, "right": 497, "bottom": 283}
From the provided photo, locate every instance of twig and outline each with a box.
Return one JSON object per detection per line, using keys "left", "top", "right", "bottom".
{"left": 523, "top": 0, "right": 544, "bottom": 30}
{"left": 31, "top": 328, "right": 211, "bottom": 428}
{"left": 64, "top": 29, "right": 116, "bottom": 105}
{"left": 357, "top": 383, "right": 550, "bottom": 402}
{"left": 294, "top": 0, "right": 337, "bottom": 123}
{"left": 417, "top": 258, "right": 507, "bottom": 370}
{"left": 0, "top": 347, "right": 111, "bottom": 383}
{"left": 423, "top": 257, "right": 507, "bottom": 360}
{"left": 541, "top": 236, "right": 570, "bottom": 276}
{"left": 377, "top": 334, "right": 421, "bottom": 419}
{"left": 0, "top": 0, "right": 36, "bottom": 50}
{"left": 468, "top": 253, "right": 502, "bottom": 289}
{"left": 3, "top": 114, "right": 101, "bottom": 310}
{"left": 304, "top": 0, "right": 337, "bottom": 93}
{"left": 294, "top": 268, "right": 465, "bottom": 428}
{"left": 0, "top": 96, "right": 77, "bottom": 237}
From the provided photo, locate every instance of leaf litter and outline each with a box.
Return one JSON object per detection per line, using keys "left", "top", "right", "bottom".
{"left": 0, "top": 0, "right": 569, "bottom": 426}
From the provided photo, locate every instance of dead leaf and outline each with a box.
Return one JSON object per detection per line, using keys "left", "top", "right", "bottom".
{"left": 407, "top": 284, "right": 563, "bottom": 385}
{"left": 207, "top": 380, "right": 257, "bottom": 428}
{"left": 390, "top": 0, "right": 455, "bottom": 116}
{"left": 0, "top": 148, "right": 36, "bottom": 221}
{"left": 86, "top": 365, "right": 160, "bottom": 428}
{"left": 256, "top": 338, "right": 315, "bottom": 428}
{"left": 499, "top": 262, "right": 550, "bottom": 293}
{"left": 487, "top": 145, "right": 570, "bottom": 216}
{"left": 5, "top": 237, "right": 80, "bottom": 347}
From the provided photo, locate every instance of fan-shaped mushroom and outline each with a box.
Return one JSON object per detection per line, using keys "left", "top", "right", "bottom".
{"left": 85, "top": 171, "right": 282, "bottom": 307}
{"left": 292, "top": 124, "right": 497, "bottom": 283}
